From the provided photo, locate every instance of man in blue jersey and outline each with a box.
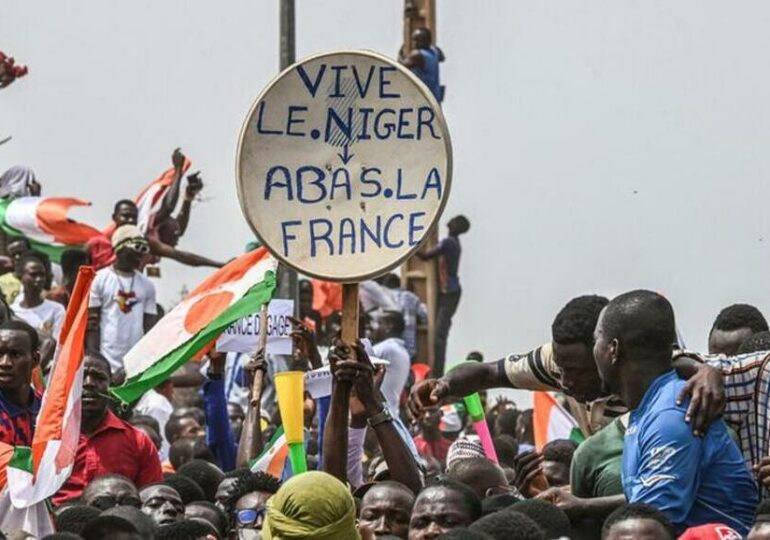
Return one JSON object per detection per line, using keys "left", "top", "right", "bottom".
{"left": 593, "top": 290, "right": 757, "bottom": 535}
{"left": 400, "top": 27, "right": 445, "bottom": 103}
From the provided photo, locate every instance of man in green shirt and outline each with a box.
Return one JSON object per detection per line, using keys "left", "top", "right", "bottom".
{"left": 570, "top": 414, "right": 627, "bottom": 498}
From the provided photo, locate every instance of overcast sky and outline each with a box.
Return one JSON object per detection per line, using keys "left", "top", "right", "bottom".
{"left": 4, "top": 1, "right": 770, "bottom": 406}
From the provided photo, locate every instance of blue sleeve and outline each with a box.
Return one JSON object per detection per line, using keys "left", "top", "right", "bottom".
{"left": 627, "top": 408, "right": 701, "bottom": 526}
{"left": 203, "top": 377, "right": 237, "bottom": 472}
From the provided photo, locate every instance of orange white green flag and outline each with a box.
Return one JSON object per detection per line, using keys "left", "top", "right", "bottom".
{"left": 0, "top": 197, "right": 102, "bottom": 263}
{"left": 251, "top": 426, "right": 288, "bottom": 480}
{"left": 112, "top": 247, "right": 277, "bottom": 405}
{"left": 0, "top": 266, "right": 94, "bottom": 535}
{"left": 532, "top": 391, "right": 583, "bottom": 449}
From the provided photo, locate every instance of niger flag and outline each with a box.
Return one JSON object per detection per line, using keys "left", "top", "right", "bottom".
{"left": 0, "top": 197, "right": 102, "bottom": 263}
{"left": 532, "top": 391, "right": 583, "bottom": 449}
{"left": 112, "top": 247, "right": 277, "bottom": 404}
{"left": 0, "top": 266, "right": 95, "bottom": 537}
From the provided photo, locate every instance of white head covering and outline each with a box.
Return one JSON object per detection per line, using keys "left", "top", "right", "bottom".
{"left": 0, "top": 166, "right": 37, "bottom": 199}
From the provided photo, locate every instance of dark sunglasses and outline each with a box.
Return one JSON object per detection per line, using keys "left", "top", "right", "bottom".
{"left": 236, "top": 508, "right": 266, "bottom": 527}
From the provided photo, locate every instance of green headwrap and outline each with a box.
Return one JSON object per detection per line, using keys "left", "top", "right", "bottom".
{"left": 261, "top": 471, "right": 360, "bottom": 540}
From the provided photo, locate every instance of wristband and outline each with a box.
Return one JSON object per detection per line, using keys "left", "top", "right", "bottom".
{"left": 367, "top": 408, "right": 393, "bottom": 428}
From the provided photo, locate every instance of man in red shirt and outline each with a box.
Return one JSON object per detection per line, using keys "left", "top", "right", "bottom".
{"left": 54, "top": 353, "right": 161, "bottom": 505}
{"left": 0, "top": 320, "right": 42, "bottom": 446}
{"left": 412, "top": 405, "right": 461, "bottom": 463}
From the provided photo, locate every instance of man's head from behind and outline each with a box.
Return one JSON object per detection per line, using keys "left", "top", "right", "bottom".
{"left": 81, "top": 474, "right": 140, "bottom": 511}
{"left": 408, "top": 479, "right": 481, "bottom": 540}
{"left": 359, "top": 481, "right": 415, "bottom": 539}
{"left": 411, "top": 27, "right": 432, "bottom": 51}
{"left": 446, "top": 457, "right": 509, "bottom": 499}
{"left": 593, "top": 290, "right": 676, "bottom": 402}
{"left": 710, "top": 303, "right": 769, "bottom": 356}
{"left": 602, "top": 503, "right": 675, "bottom": 540}
{"left": 0, "top": 319, "right": 39, "bottom": 396}
{"left": 551, "top": 295, "right": 609, "bottom": 403}
{"left": 469, "top": 510, "right": 544, "bottom": 540}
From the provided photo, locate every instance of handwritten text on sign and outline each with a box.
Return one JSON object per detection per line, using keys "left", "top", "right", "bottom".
{"left": 216, "top": 299, "right": 293, "bottom": 355}
{"left": 237, "top": 51, "right": 451, "bottom": 281}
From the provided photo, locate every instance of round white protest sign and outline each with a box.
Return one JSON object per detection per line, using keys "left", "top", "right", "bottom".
{"left": 237, "top": 50, "right": 452, "bottom": 282}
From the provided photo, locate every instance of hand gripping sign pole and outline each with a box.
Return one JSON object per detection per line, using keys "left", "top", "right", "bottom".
{"left": 237, "top": 50, "right": 452, "bottom": 474}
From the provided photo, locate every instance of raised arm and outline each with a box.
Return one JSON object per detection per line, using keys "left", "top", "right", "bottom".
{"left": 409, "top": 360, "right": 510, "bottom": 416}
{"left": 203, "top": 352, "right": 237, "bottom": 472}
{"left": 401, "top": 50, "right": 425, "bottom": 70}
{"left": 176, "top": 172, "right": 203, "bottom": 236}
{"left": 237, "top": 352, "right": 265, "bottom": 468}
{"left": 155, "top": 148, "right": 186, "bottom": 224}
{"left": 147, "top": 237, "right": 224, "bottom": 268}
{"left": 416, "top": 239, "right": 444, "bottom": 261}
{"left": 323, "top": 341, "right": 353, "bottom": 484}
{"left": 350, "top": 342, "right": 422, "bottom": 494}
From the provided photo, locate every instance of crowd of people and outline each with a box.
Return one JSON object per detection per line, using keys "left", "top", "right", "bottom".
{"left": 4, "top": 29, "right": 770, "bottom": 540}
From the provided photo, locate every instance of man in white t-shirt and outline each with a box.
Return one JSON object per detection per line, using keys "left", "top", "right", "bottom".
{"left": 371, "top": 310, "right": 411, "bottom": 419}
{"left": 87, "top": 225, "right": 158, "bottom": 378}
{"left": 11, "top": 252, "right": 65, "bottom": 342}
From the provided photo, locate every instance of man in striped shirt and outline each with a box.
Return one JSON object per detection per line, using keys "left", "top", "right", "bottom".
{"left": 409, "top": 295, "right": 724, "bottom": 440}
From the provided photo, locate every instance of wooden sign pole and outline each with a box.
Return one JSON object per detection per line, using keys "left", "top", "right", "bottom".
{"left": 341, "top": 283, "right": 360, "bottom": 344}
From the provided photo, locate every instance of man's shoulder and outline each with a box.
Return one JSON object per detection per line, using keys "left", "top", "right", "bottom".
{"left": 42, "top": 299, "right": 65, "bottom": 314}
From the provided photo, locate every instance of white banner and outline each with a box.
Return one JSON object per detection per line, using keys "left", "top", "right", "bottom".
{"left": 216, "top": 299, "right": 294, "bottom": 355}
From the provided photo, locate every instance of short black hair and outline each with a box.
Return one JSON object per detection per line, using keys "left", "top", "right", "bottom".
{"left": 712, "top": 304, "right": 769, "bottom": 334}
{"left": 81, "top": 515, "right": 140, "bottom": 540}
{"left": 542, "top": 439, "right": 577, "bottom": 467}
{"left": 176, "top": 460, "right": 224, "bottom": 503}
{"left": 470, "top": 510, "right": 544, "bottom": 540}
{"left": 7, "top": 236, "right": 30, "bottom": 249}
{"left": 436, "top": 530, "right": 493, "bottom": 539}
{"left": 222, "top": 466, "right": 254, "bottom": 481}
{"left": 601, "top": 290, "right": 676, "bottom": 356}
{"left": 510, "top": 499, "right": 571, "bottom": 539}
{"left": 165, "top": 414, "right": 198, "bottom": 443}
{"left": 169, "top": 437, "right": 215, "bottom": 471}
{"left": 381, "top": 273, "right": 401, "bottom": 289}
{"left": 449, "top": 215, "right": 471, "bottom": 235}
{"left": 221, "top": 471, "right": 282, "bottom": 511}
{"left": 0, "top": 318, "right": 39, "bottom": 352}
{"left": 41, "top": 533, "right": 83, "bottom": 540}
{"left": 381, "top": 309, "right": 406, "bottom": 335}
{"left": 481, "top": 493, "right": 520, "bottom": 516}
{"left": 156, "top": 519, "right": 217, "bottom": 540}
{"left": 54, "top": 504, "right": 102, "bottom": 534}
{"left": 466, "top": 351, "right": 484, "bottom": 362}
{"left": 101, "top": 505, "right": 156, "bottom": 540}
{"left": 492, "top": 436, "right": 518, "bottom": 468}
{"left": 186, "top": 500, "right": 228, "bottom": 536}
{"left": 19, "top": 250, "right": 49, "bottom": 273}
{"left": 113, "top": 199, "right": 137, "bottom": 214}
{"left": 421, "top": 479, "right": 482, "bottom": 522}
{"left": 738, "top": 331, "right": 770, "bottom": 355}
{"left": 84, "top": 351, "right": 112, "bottom": 378}
{"left": 495, "top": 409, "right": 519, "bottom": 439}
{"left": 129, "top": 414, "right": 161, "bottom": 435}
{"left": 163, "top": 473, "right": 206, "bottom": 505}
{"left": 552, "top": 295, "right": 609, "bottom": 347}
{"left": 170, "top": 407, "right": 205, "bottom": 429}
{"left": 60, "top": 248, "right": 90, "bottom": 279}
{"left": 602, "top": 503, "right": 675, "bottom": 540}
